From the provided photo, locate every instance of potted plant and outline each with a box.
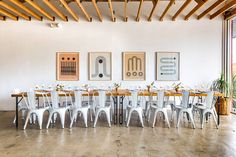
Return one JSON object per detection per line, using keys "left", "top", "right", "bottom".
{"left": 211, "top": 74, "right": 229, "bottom": 115}
{"left": 172, "top": 82, "right": 183, "bottom": 92}
{"left": 146, "top": 81, "right": 155, "bottom": 92}
{"left": 114, "top": 83, "right": 121, "bottom": 92}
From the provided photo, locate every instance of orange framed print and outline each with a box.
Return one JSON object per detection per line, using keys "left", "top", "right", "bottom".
{"left": 56, "top": 52, "right": 79, "bottom": 81}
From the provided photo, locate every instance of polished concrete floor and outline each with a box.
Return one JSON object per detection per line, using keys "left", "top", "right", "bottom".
{"left": 0, "top": 111, "right": 236, "bottom": 157}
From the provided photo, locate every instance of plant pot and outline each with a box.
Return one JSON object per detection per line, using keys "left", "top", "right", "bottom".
{"left": 215, "top": 97, "right": 231, "bottom": 115}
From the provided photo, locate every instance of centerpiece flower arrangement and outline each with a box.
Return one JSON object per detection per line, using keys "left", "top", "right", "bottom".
{"left": 172, "top": 82, "right": 183, "bottom": 92}
{"left": 147, "top": 81, "right": 155, "bottom": 92}
{"left": 56, "top": 84, "right": 64, "bottom": 91}
{"left": 114, "top": 83, "right": 121, "bottom": 92}
{"left": 82, "top": 84, "right": 89, "bottom": 91}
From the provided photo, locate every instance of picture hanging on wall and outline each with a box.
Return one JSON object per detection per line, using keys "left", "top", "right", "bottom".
{"left": 123, "top": 52, "right": 146, "bottom": 81}
{"left": 56, "top": 52, "right": 79, "bottom": 81}
{"left": 89, "top": 52, "right": 112, "bottom": 81}
{"left": 156, "top": 52, "right": 180, "bottom": 81}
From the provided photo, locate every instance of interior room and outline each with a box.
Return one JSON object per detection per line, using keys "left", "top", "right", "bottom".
{"left": 0, "top": 0, "right": 236, "bottom": 156}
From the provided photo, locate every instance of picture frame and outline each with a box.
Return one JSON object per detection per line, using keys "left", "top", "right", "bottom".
{"left": 156, "top": 52, "right": 180, "bottom": 81}
{"left": 88, "top": 52, "right": 112, "bottom": 81}
{"left": 56, "top": 52, "right": 79, "bottom": 81}
{"left": 122, "top": 52, "right": 146, "bottom": 81}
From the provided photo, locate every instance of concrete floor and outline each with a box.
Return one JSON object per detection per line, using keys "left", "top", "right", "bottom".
{"left": 0, "top": 111, "right": 236, "bottom": 157}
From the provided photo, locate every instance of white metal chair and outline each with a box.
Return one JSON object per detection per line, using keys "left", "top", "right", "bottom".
{"left": 126, "top": 91, "right": 144, "bottom": 127}
{"left": 23, "top": 91, "right": 48, "bottom": 130}
{"left": 93, "top": 90, "right": 112, "bottom": 127}
{"left": 194, "top": 91, "right": 218, "bottom": 129}
{"left": 46, "top": 91, "right": 70, "bottom": 129}
{"left": 150, "top": 91, "right": 170, "bottom": 128}
{"left": 70, "top": 91, "right": 90, "bottom": 128}
{"left": 13, "top": 102, "right": 27, "bottom": 124}
{"left": 175, "top": 91, "right": 196, "bottom": 129}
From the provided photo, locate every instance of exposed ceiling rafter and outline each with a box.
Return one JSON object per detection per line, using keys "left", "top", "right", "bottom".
{"left": 8, "top": 0, "right": 42, "bottom": 21}
{"left": 172, "top": 0, "right": 191, "bottom": 21}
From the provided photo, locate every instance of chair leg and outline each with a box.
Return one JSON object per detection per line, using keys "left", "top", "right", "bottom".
{"left": 163, "top": 110, "right": 170, "bottom": 128}
{"left": 176, "top": 110, "right": 181, "bottom": 128}
{"left": 188, "top": 111, "right": 195, "bottom": 129}
{"left": 23, "top": 112, "right": 31, "bottom": 130}
{"left": 37, "top": 112, "right": 44, "bottom": 130}
{"left": 82, "top": 109, "right": 88, "bottom": 128}
{"left": 126, "top": 109, "right": 132, "bottom": 127}
{"left": 93, "top": 110, "right": 101, "bottom": 128}
{"left": 200, "top": 110, "right": 203, "bottom": 129}
{"left": 201, "top": 112, "right": 205, "bottom": 129}
{"left": 69, "top": 111, "right": 76, "bottom": 128}
{"left": 46, "top": 112, "right": 54, "bottom": 129}
{"left": 59, "top": 110, "right": 66, "bottom": 129}
{"left": 105, "top": 109, "right": 111, "bottom": 127}
{"left": 137, "top": 109, "right": 144, "bottom": 128}
{"left": 211, "top": 111, "right": 218, "bottom": 129}
{"left": 152, "top": 110, "right": 158, "bottom": 128}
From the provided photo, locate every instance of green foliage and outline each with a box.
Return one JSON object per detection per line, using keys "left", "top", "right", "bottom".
{"left": 233, "top": 75, "right": 236, "bottom": 99}
{"left": 211, "top": 74, "right": 228, "bottom": 95}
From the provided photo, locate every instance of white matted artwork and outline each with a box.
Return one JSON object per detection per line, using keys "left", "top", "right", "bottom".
{"left": 156, "top": 52, "right": 180, "bottom": 81}
{"left": 89, "top": 52, "right": 112, "bottom": 81}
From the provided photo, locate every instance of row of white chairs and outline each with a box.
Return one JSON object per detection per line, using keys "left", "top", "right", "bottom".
{"left": 14, "top": 89, "right": 219, "bottom": 129}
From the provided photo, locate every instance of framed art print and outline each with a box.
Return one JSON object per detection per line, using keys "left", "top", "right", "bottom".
{"left": 89, "top": 52, "right": 112, "bottom": 81}
{"left": 56, "top": 52, "right": 79, "bottom": 81}
{"left": 156, "top": 52, "right": 180, "bottom": 81}
{"left": 123, "top": 52, "right": 146, "bottom": 81}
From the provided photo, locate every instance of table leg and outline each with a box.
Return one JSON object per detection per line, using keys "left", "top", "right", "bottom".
{"left": 113, "top": 96, "right": 118, "bottom": 125}
{"left": 15, "top": 96, "right": 19, "bottom": 129}
{"left": 217, "top": 96, "right": 220, "bottom": 125}
{"left": 119, "top": 96, "right": 124, "bottom": 125}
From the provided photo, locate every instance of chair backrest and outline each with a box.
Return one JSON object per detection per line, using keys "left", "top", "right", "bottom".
{"left": 130, "top": 91, "right": 139, "bottom": 108}
{"left": 74, "top": 91, "right": 83, "bottom": 108}
{"left": 24, "top": 91, "right": 37, "bottom": 110}
{"left": 97, "top": 90, "right": 107, "bottom": 107}
{"left": 50, "top": 91, "right": 59, "bottom": 109}
{"left": 182, "top": 90, "right": 190, "bottom": 108}
{"left": 157, "top": 90, "right": 165, "bottom": 108}
{"left": 205, "top": 91, "right": 214, "bottom": 108}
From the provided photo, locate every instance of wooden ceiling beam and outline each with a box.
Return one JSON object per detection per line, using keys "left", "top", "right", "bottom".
{"left": 92, "top": 0, "right": 103, "bottom": 21}
{"left": 74, "top": 0, "right": 91, "bottom": 22}
{"left": 43, "top": 0, "right": 67, "bottom": 21}
{"left": 224, "top": 7, "right": 236, "bottom": 20}
{"left": 148, "top": 0, "right": 159, "bottom": 21}
{"left": 0, "top": 1, "right": 30, "bottom": 20}
{"left": 185, "top": 0, "right": 208, "bottom": 20}
{"left": 0, "top": 8, "right": 18, "bottom": 21}
{"left": 25, "top": 0, "right": 54, "bottom": 21}
{"left": 59, "top": 0, "right": 79, "bottom": 21}
{"left": 198, "top": 0, "right": 225, "bottom": 19}
{"left": 159, "top": 0, "right": 175, "bottom": 21}
{"left": 108, "top": 0, "right": 116, "bottom": 22}
{"left": 8, "top": 0, "right": 42, "bottom": 20}
{"left": 172, "top": 0, "right": 191, "bottom": 21}
{"left": 210, "top": 0, "right": 236, "bottom": 19}
{"left": 124, "top": 0, "right": 128, "bottom": 21}
{"left": 136, "top": 0, "right": 143, "bottom": 21}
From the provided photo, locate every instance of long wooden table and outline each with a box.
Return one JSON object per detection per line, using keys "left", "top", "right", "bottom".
{"left": 11, "top": 90, "right": 223, "bottom": 129}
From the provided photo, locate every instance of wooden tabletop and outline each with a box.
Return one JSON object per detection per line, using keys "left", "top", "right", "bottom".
{"left": 11, "top": 89, "right": 224, "bottom": 97}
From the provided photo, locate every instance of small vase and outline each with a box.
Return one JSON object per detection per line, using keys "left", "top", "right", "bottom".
{"left": 115, "top": 87, "right": 119, "bottom": 92}
{"left": 147, "top": 86, "right": 150, "bottom": 92}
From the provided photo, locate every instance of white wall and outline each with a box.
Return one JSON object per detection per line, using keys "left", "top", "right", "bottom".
{"left": 0, "top": 2, "right": 223, "bottom": 110}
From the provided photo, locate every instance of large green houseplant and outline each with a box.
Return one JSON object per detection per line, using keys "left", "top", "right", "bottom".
{"left": 211, "top": 74, "right": 230, "bottom": 115}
